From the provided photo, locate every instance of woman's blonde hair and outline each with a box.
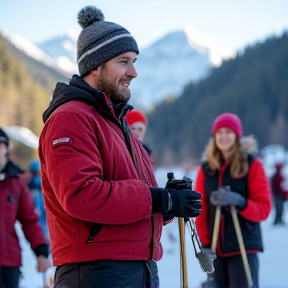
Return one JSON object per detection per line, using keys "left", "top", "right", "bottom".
{"left": 206, "top": 137, "right": 249, "bottom": 177}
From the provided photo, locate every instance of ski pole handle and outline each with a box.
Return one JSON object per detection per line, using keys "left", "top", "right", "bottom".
{"left": 167, "top": 172, "right": 188, "bottom": 288}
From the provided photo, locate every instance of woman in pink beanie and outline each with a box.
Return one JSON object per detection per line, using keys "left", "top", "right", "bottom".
{"left": 195, "top": 113, "right": 272, "bottom": 288}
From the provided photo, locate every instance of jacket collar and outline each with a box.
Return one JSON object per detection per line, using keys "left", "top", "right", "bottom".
{"left": 43, "top": 75, "right": 133, "bottom": 124}
{"left": 0, "top": 160, "right": 23, "bottom": 181}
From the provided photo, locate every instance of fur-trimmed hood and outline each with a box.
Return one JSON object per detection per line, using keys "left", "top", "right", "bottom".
{"left": 202, "top": 135, "right": 258, "bottom": 161}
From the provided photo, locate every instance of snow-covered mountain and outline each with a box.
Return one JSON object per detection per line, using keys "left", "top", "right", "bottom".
{"left": 38, "top": 25, "right": 236, "bottom": 110}
{"left": 37, "top": 30, "right": 78, "bottom": 74}
{"left": 0, "top": 29, "right": 67, "bottom": 74}
{"left": 0, "top": 29, "right": 70, "bottom": 90}
{"left": 2, "top": 26, "right": 236, "bottom": 110}
{"left": 130, "top": 26, "right": 236, "bottom": 109}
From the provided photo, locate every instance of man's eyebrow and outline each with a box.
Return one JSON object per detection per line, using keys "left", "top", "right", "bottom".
{"left": 118, "top": 56, "right": 137, "bottom": 61}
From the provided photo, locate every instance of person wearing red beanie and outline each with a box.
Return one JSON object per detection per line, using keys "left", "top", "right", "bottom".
{"left": 195, "top": 113, "right": 271, "bottom": 288}
{"left": 211, "top": 113, "right": 243, "bottom": 139}
{"left": 125, "top": 110, "right": 147, "bottom": 142}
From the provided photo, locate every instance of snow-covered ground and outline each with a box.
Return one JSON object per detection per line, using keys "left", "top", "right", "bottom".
{"left": 17, "top": 166, "right": 288, "bottom": 288}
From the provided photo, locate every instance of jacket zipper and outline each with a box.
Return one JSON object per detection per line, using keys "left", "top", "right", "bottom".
{"left": 103, "top": 93, "right": 154, "bottom": 259}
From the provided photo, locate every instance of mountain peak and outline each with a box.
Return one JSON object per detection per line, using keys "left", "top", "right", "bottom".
{"left": 0, "top": 29, "right": 61, "bottom": 70}
{"left": 184, "top": 25, "right": 236, "bottom": 66}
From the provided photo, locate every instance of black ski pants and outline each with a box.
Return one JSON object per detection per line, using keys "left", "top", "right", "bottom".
{"left": 0, "top": 266, "right": 20, "bottom": 288}
{"left": 54, "top": 260, "right": 159, "bottom": 288}
{"left": 213, "top": 253, "right": 259, "bottom": 288}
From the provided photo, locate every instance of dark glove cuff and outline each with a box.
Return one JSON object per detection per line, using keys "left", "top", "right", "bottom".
{"left": 150, "top": 188, "right": 169, "bottom": 214}
{"left": 34, "top": 244, "right": 49, "bottom": 258}
{"left": 237, "top": 198, "right": 247, "bottom": 210}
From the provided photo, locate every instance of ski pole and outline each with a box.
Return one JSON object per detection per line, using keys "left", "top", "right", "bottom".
{"left": 167, "top": 173, "right": 188, "bottom": 288}
{"left": 211, "top": 206, "right": 221, "bottom": 253}
{"left": 231, "top": 205, "right": 253, "bottom": 288}
{"left": 178, "top": 217, "right": 188, "bottom": 288}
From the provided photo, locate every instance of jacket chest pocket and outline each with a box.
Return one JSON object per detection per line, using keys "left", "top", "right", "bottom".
{"left": 4, "top": 194, "right": 19, "bottom": 229}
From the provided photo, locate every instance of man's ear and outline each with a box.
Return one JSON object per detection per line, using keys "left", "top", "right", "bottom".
{"left": 83, "top": 66, "right": 102, "bottom": 89}
{"left": 90, "top": 66, "right": 102, "bottom": 76}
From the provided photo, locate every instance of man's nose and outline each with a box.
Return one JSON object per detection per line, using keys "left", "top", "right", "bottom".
{"left": 126, "top": 64, "right": 137, "bottom": 78}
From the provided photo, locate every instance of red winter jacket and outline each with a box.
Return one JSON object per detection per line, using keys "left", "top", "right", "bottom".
{"left": 39, "top": 76, "right": 165, "bottom": 266}
{"left": 0, "top": 161, "right": 48, "bottom": 267}
{"left": 271, "top": 166, "right": 288, "bottom": 199}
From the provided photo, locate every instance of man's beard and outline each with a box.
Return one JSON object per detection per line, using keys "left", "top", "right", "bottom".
{"left": 97, "top": 66, "right": 131, "bottom": 104}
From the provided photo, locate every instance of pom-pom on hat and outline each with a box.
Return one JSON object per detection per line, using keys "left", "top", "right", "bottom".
{"left": 125, "top": 110, "right": 147, "bottom": 127}
{"left": 0, "top": 128, "right": 9, "bottom": 147}
{"left": 77, "top": 5, "right": 139, "bottom": 77}
{"left": 212, "top": 113, "right": 242, "bottom": 139}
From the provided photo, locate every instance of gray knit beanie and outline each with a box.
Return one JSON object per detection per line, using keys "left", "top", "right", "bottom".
{"left": 77, "top": 6, "right": 139, "bottom": 77}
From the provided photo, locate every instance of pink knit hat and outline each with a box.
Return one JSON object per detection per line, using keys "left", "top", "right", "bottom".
{"left": 212, "top": 113, "right": 242, "bottom": 138}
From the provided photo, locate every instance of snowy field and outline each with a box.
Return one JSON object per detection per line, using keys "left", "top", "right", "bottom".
{"left": 17, "top": 165, "right": 288, "bottom": 288}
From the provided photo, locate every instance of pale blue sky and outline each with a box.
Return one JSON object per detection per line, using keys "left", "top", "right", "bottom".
{"left": 0, "top": 0, "right": 287, "bottom": 50}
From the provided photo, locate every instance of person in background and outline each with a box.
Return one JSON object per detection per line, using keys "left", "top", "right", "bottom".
{"left": 125, "top": 109, "right": 153, "bottom": 157}
{"left": 195, "top": 113, "right": 272, "bottom": 288}
{"left": 0, "top": 128, "right": 50, "bottom": 288}
{"left": 28, "top": 159, "right": 49, "bottom": 240}
{"left": 271, "top": 162, "right": 288, "bottom": 225}
{"left": 38, "top": 5, "right": 202, "bottom": 287}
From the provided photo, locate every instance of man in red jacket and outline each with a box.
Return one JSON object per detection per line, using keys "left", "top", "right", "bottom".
{"left": 38, "top": 5, "right": 202, "bottom": 288}
{"left": 0, "top": 128, "right": 50, "bottom": 288}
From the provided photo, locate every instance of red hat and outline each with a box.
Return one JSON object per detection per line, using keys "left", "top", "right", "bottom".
{"left": 212, "top": 113, "right": 242, "bottom": 138}
{"left": 125, "top": 110, "right": 147, "bottom": 127}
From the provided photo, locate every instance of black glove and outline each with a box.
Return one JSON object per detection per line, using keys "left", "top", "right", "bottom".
{"left": 165, "top": 176, "right": 192, "bottom": 190}
{"left": 201, "top": 248, "right": 217, "bottom": 261}
{"left": 150, "top": 185, "right": 202, "bottom": 218}
{"left": 210, "top": 189, "right": 247, "bottom": 210}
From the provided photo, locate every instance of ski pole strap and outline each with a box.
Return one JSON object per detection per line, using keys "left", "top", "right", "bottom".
{"left": 186, "top": 218, "right": 215, "bottom": 273}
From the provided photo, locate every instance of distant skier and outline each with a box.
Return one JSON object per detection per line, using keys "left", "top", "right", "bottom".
{"left": 194, "top": 113, "right": 272, "bottom": 288}
{"left": 28, "top": 159, "right": 49, "bottom": 240}
{"left": 0, "top": 128, "right": 50, "bottom": 288}
{"left": 38, "top": 5, "right": 202, "bottom": 287}
{"left": 271, "top": 162, "right": 288, "bottom": 225}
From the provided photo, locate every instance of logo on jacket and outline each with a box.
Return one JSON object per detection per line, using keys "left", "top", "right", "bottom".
{"left": 52, "top": 137, "right": 72, "bottom": 149}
